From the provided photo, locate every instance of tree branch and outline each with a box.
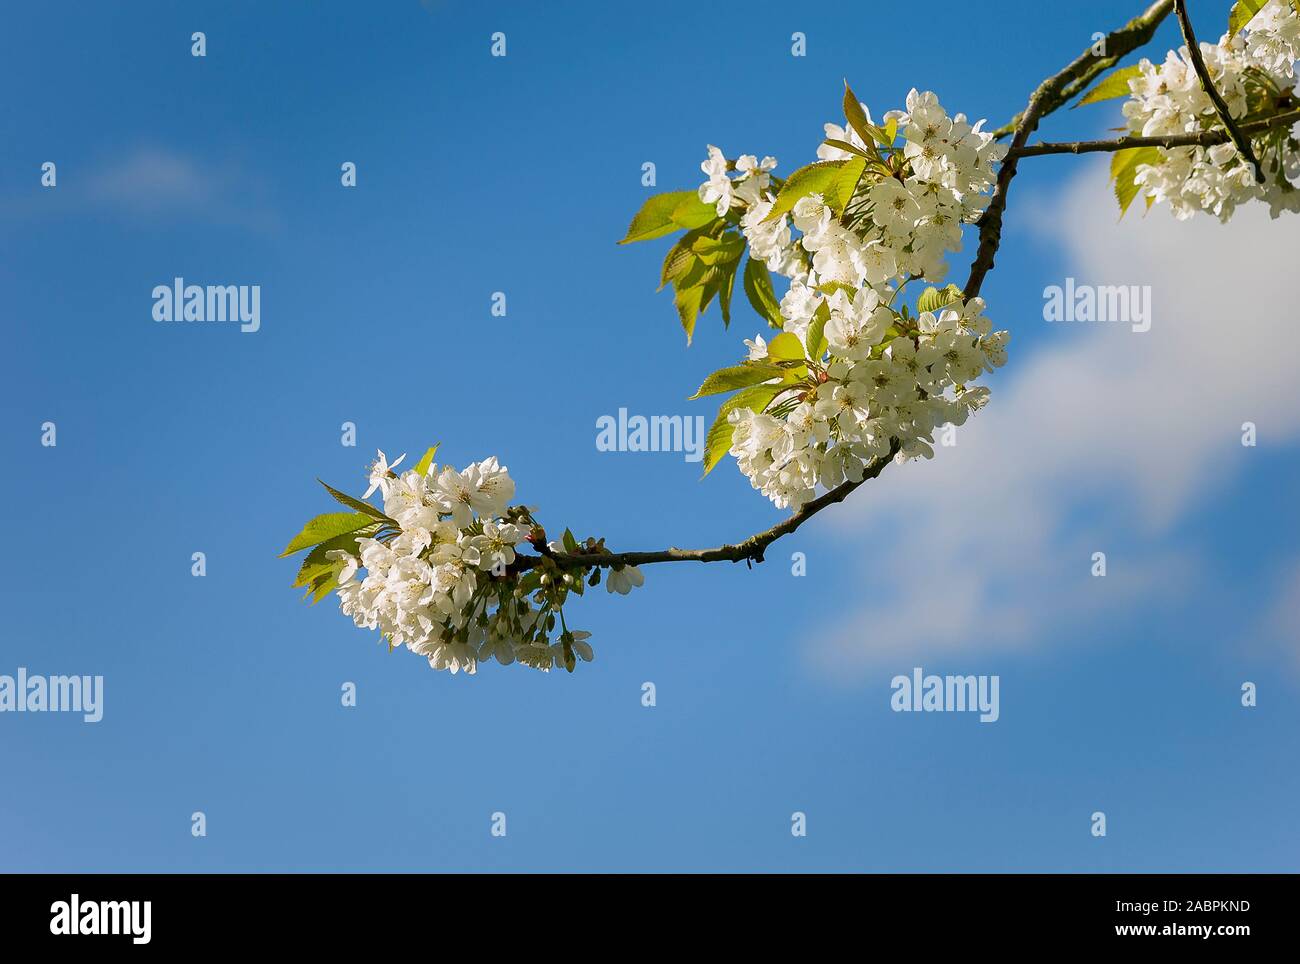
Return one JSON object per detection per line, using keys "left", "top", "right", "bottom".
{"left": 1174, "top": 0, "right": 1266, "bottom": 182}
{"left": 990, "top": 1, "right": 1176, "bottom": 139}
{"left": 1011, "top": 107, "right": 1300, "bottom": 156}
{"left": 514, "top": 443, "right": 899, "bottom": 572}
{"left": 966, "top": 0, "right": 1177, "bottom": 299}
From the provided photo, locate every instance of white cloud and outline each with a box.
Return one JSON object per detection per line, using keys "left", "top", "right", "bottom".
{"left": 807, "top": 159, "right": 1300, "bottom": 675}
{"left": 5, "top": 147, "right": 278, "bottom": 232}
{"left": 86, "top": 148, "right": 220, "bottom": 210}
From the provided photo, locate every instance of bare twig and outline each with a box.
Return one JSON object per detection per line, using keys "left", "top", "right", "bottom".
{"left": 1012, "top": 107, "right": 1300, "bottom": 156}
{"left": 513, "top": 443, "right": 898, "bottom": 571}
{"left": 1174, "top": 0, "right": 1266, "bottom": 182}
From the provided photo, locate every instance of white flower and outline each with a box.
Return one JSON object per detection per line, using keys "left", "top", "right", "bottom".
{"left": 825, "top": 288, "right": 891, "bottom": 360}
{"left": 326, "top": 549, "right": 360, "bottom": 586}
{"left": 606, "top": 565, "right": 645, "bottom": 595}
{"left": 364, "top": 449, "right": 405, "bottom": 499}
{"left": 698, "top": 144, "right": 737, "bottom": 217}
{"left": 433, "top": 457, "right": 515, "bottom": 526}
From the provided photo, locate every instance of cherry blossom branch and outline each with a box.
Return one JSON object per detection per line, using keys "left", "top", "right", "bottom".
{"left": 1010, "top": 107, "right": 1300, "bottom": 156}
{"left": 524, "top": 0, "right": 1288, "bottom": 576}
{"left": 1174, "top": 0, "right": 1267, "bottom": 182}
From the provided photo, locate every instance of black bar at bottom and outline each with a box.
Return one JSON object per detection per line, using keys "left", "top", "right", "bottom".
{"left": 0, "top": 872, "right": 1284, "bottom": 947}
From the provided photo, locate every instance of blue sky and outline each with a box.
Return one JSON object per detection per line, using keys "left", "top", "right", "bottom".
{"left": 2, "top": 0, "right": 1297, "bottom": 871}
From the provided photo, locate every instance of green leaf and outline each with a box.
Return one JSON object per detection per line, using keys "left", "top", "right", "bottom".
{"left": 318, "top": 480, "right": 394, "bottom": 521}
{"left": 691, "top": 233, "right": 745, "bottom": 265}
{"left": 766, "top": 331, "right": 805, "bottom": 361}
{"left": 670, "top": 194, "right": 717, "bottom": 230}
{"left": 281, "top": 511, "right": 377, "bottom": 558}
{"left": 307, "top": 570, "right": 338, "bottom": 604}
{"left": 828, "top": 157, "right": 868, "bottom": 214}
{"left": 1229, "top": 0, "right": 1269, "bottom": 35}
{"left": 718, "top": 260, "right": 737, "bottom": 326}
{"left": 816, "top": 281, "right": 858, "bottom": 298}
{"left": 701, "top": 383, "right": 787, "bottom": 476}
{"left": 841, "top": 82, "right": 891, "bottom": 150}
{"left": 742, "top": 256, "right": 784, "bottom": 328}
{"left": 843, "top": 82, "right": 875, "bottom": 144}
{"left": 659, "top": 235, "right": 696, "bottom": 290}
{"left": 292, "top": 559, "right": 336, "bottom": 590}
{"left": 763, "top": 160, "right": 848, "bottom": 223}
{"left": 689, "top": 363, "right": 786, "bottom": 399}
{"left": 412, "top": 444, "right": 440, "bottom": 477}
{"left": 618, "top": 190, "right": 699, "bottom": 244}
{"left": 1073, "top": 64, "right": 1142, "bottom": 107}
{"left": 1110, "top": 146, "right": 1160, "bottom": 217}
{"left": 675, "top": 256, "right": 722, "bottom": 291}
{"left": 822, "top": 137, "right": 871, "bottom": 159}
{"left": 292, "top": 525, "right": 380, "bottom": 588}
{"left": 675, "top": 284, "right": 705, "bottom": 344}
{"left": 916, "top": 283, "right": 965, "bottom": 314}
{"left": 805, "top": 301, "right": 831, "bottom": 359}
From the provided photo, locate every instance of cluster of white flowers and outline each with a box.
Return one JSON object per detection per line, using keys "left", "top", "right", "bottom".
{"left": 730, "top": 294, "right": 1006, "bottom": 509}
{"left": 705, "top": 89, "right": 1006, "bottom": 292}
{"left": 322, "top": 451, "right": 642, "bottom": 674}
{"left": 695, "top": 89, "right": 1010, "bottom": 510}
{"left": 1124, "top": 0, "right": 1300, "bottom": 220}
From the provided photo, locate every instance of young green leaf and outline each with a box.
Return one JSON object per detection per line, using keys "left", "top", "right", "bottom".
{"left": 618, "top": 190, "right": 699, "bottom": 244}
{"left": 805, "top": 301, "right": 831, "bottom": 359}
{"left": 701, "top": 383, "right": 787, "bottom": 476}
{"left": 1229, "top": 0, "right": 1269, "bottom": 35}
{"left": 689, "top": 363, "right": 785, "bottom": 399}
{"left": 670, "top": 194, "right": 718, "bottom": 230}
{"left": 659, "top": 235, "right": 696, "bottom": 290}
{"left": 822, "top": 137, "right": 871, "bottom": 159}
{"left": 828, "top": 157, "right": 869, "bottom": 214}
{"left": 766, "top": 331, "right": 805, "bottom": 361}
{"left": 292, "top": 526, "right": 381, "bottom": 588}
{"left": 675, "top": 283, "right": 706, "bottom": 343}
{"left": 281, "top": 511, "right": 378, "bottom": 557}
{"left": 763, "top": 160, "right": 848, "bottom": 223}
{"left": 318, "top": 480, "right": 394, "bottom": 521}
{"left": 1073, "top": 64, "right": 1142, "bottom": 107}
{"left": 412, "top": 444, "right": 440, "bottom": 477}
{"left": 742, "top": 256, "right": 785, "bottom": 328}
{"left": 307, "top": 570, "right": 338, "bottom": 604}
{"left": 916, "top": 283, "right": 965, "bottom": 314}
{"left": 842, "top": 81, "right": 875, "bottom": 143}
{"left": 719, "top": 261, "right": 737, "bottom": 326}
{"left": 1110, "top": 145, "right": 1160, "bottom": 217}
{"left": 691, "top": 233, "right": 745, "bottom": 265}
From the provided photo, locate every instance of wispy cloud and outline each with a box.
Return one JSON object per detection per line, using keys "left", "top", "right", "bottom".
{"left": 6, "top": 146, "right": 279, "bottom": 232}
{"left": 806, "top": 159, "right": 1300, "bottom": 676}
